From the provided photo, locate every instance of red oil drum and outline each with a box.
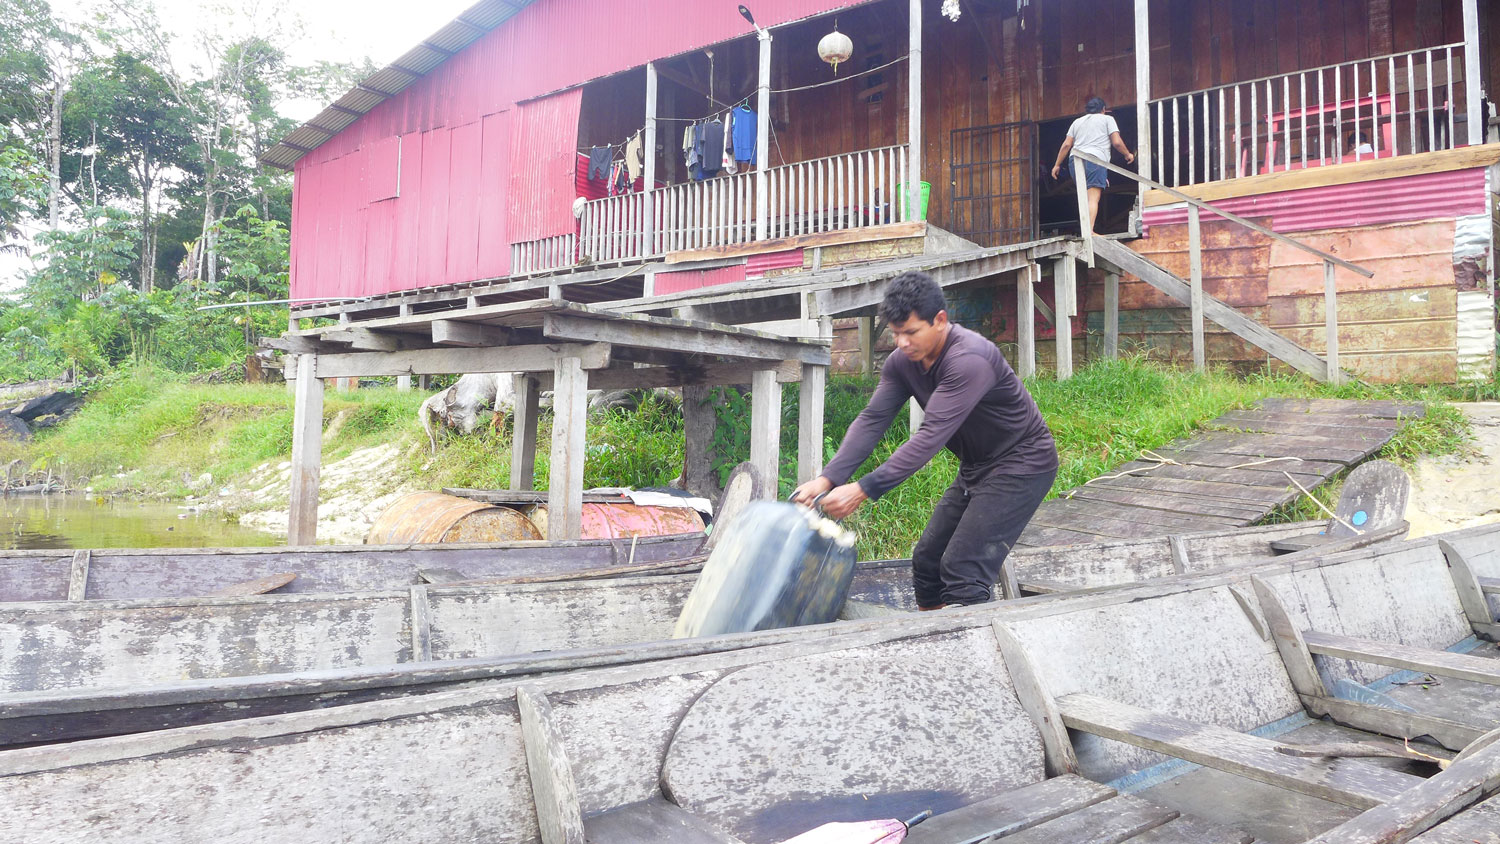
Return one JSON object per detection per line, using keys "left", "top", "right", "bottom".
{"left": 524, "top": 502, "right": 706, "bottom": 540}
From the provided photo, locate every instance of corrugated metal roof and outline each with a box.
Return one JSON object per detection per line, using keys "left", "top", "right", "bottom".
{"left": 261, "top": 0, "right": 538, "bottom": 169}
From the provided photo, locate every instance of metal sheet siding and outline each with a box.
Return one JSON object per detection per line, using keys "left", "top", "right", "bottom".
{"left": 294, "top": 0, "right": 868, "bottom": 298}
{"left": 1143, "top": 168, "right": 1490, "bottom": 233}
{"left": 508, "top": 88, "right": 585, "bottom": 244}
{"left": 654, "top": 265, "right": 748, "bottom": 295}
{"left": 746, "top": 249, "right": 806, "bottom": 277}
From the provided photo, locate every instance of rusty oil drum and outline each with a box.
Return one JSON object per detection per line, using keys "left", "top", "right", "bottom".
{"left": 366, "top": 492, "right": 543, "bottom": 544}
{"left": 524, "top": 502, "right": 705, "bottom": 540}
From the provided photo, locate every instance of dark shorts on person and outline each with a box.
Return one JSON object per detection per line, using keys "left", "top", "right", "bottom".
{"left": 910, "top": 468, "right": 1057, "bottom": 607}
{"left": 1083, "top": 160, "right": 1109, "bottom": 189}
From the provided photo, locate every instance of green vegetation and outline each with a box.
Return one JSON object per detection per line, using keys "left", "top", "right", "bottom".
{"left": 2, "top": 357, "right": 1478, "bottom": 558}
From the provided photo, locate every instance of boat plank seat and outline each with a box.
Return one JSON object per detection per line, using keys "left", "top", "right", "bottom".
{"left": 1479, "top": 576, "right": 1499, "bottom": 596}
{"left": 903, "top": 774, "right": 1115, "bottom": 842}
{"left": 1407, "top": 793, "right": 1500, "bottom": 843}
{"left": 1124, "top": 813, "right": 1255, "bottom": 844}
{"left": 989, "top": 793, "right": 1177, "bottom": 843}
{"left": 1303, "top": 631, "right": 1500, "bottom": 687}
{"left": 1055, "top": 693, "right": 1424, "bottom": 809}
{"left": 583, "top": 798, "right": 741, "bottom": 844}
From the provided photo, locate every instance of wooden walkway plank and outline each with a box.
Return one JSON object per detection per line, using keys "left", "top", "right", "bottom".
{"left": 1109, "top": 460, "right": 1323, "bottom": 489}
{"left": 1082, "top": 475, "right": 1293, "bottom": 507}
{"left": 1033, "top": 497, "right": 1240, "bottom": 533}
{"left": 1028, "top": 509, "right": 1210, "bottom": 542}
{"left": 1302, "top": 631, "right": 1500, "bottom": 687}
{"left": 1255, "top": 397, "right": 1426, "bottom": 420}
{"left": 1017, "top": 524, "right": 1124, "bottom": 547}
{"left": 1065, "top": 487, "right": 1268, "bottom": 522}
{"left": 1056, "top": 693, "right": 1424, "bottom": 809}
{"left": 1147, "top": 449, "right": 1348, "bottom": 478}
{"left": 1205, "top": 417, "right": 1397, "bottom": 442}
{"left": 1172, "top": 433, "right": 1376, "bottom": 464}
{"left": 1212, "top": 409, "right": 1401, "bottom": 433}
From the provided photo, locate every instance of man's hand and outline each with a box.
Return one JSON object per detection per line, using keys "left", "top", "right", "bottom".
{"left": 791, "top": 476, "right": 832, "bottom": 506}
{"left": 1124, "top": 151, "right": 1135, "bottom": 165}
{"left": 819, "top": 482, "right": 868, "bottom": 520}
{"left": 1050, "top": 164, "right": 1061, "bottom": 180}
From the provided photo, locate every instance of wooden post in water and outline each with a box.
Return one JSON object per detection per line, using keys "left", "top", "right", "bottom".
{"left": 547, "top": 356, "right": 587, "bottom": 540}
{"left": 510, "top": 374, "right": 540, "bottom": 491}
{"left": 287, "top": 353, "right": 324, "bottom": 546}
{"left": 750, "top": 368, "right": 781, "bottom": 497}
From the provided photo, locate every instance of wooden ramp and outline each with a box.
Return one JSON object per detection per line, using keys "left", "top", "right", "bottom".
{"left": 1017, "top": 398, "right": 1423, "bottom": 548}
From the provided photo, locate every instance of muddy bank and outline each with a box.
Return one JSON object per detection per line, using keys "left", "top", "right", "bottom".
{"left": 1405, "top": 402, "right": 1500, "bottom": 537}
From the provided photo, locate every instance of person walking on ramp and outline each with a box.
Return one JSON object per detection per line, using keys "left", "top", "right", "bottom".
{"left": 792, "top": 272, "right": 1058, "bottom": 608}
{"left": 1051, "top": 96, "right": 1135, "bottom": 234}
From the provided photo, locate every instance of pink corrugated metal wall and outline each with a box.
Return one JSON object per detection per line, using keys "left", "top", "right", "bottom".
{"left": 508, "top": 89, "right": 585, "bottom": 243}
{"left": 290, "top": 0, "right": 866, "bottom": 300}
{"left": 1142, "top": 168, "right": 1489, "bottom": 233}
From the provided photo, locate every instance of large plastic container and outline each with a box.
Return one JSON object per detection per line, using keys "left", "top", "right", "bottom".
{"left": 673, "top": 500, "right": 857, "bottom": 638}
{"left": 366, "top": 492, "right": 542, "bottom": 544}
{"left": 898, "top": 180, "right": 931, "bottom": 221}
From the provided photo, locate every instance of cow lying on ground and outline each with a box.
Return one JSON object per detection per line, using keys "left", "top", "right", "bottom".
{"left": 420, "top": 377, "right": 680, "bottom": 453}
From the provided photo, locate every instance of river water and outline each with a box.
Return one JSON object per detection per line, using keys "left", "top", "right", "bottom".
{"left": 0, "top": 495, "right": 282, "bottom": 550}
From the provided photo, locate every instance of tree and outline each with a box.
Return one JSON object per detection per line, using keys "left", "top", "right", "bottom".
{"left": 63, "top": 52, "right": 196, "bottom": 290}
{"left": 0, "top": 0, "right": 84, "bottom": 230}
{"left": 0, "top": 146, "right": 48, "bottom": 253}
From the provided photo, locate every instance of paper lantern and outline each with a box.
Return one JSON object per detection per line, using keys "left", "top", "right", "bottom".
{"left": 817, "top": 27, "right": 853, "bottom": 75}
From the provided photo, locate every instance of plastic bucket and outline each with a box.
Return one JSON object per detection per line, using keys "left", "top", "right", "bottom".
{"left": 525, "top": 502, "right": 706, "bottom": 540}
{"left": 366, "top": 492, "right": 543, "bottom": 544}
{"left": 898, "top": 181, "right": 931, "bottom": 221}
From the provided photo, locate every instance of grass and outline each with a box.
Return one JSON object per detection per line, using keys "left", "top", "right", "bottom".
{"left": 1, "top": 357, "right": 1481, "bottom": 557}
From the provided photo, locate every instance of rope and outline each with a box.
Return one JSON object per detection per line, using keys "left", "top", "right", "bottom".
{"left": 771, "top": 55, "right": 908, "bottom": 94}
{"left": 1281, "top": 470, "right": 1360, "bottom": 534}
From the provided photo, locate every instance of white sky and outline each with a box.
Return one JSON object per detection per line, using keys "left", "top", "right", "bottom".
{"left": 0, "top": 0, "right": 475, "bottom": 291}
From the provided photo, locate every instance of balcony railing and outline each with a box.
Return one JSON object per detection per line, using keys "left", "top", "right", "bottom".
{"left": 511, "top": 144, "right": 912, "bottom": 275}
{"left": 1148, "top": 43, "right": 1469, "bottom": 188}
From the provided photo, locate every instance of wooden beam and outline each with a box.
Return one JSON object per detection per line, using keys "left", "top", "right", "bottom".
{"left": 431, "top": 319, "right": 511, "bottom": 347}
{"left": 320, "top": 328, "right": 406, "bottom": 352}
{"left": 644, "top": 61, "right": 658, "bottom": 256}
{"left": 516, "top": 687, "right": 587, "bottom": 844}
{"left": 547, "top": 356, "right": 588, "bottom": 541}
{"left": 408, "top": 586, "right": 432, "bottom": 662}
{"left": 1189, "top": 205, "right": 1205, "bottom": 372}
{"left": 540, "top": 313, "right": 829, "bottom": 365}
{"left": 992, "top": 621, "right": 1079, "bottom": 777}
{"left": 1093, "top": 239, "right": 1331, "bottom": 381}
{"left": 1072, "top": 157, "right": 1095, "bottom": 264}
{"left": 1439, "top": 539, "right": 1500, "bottom": 640}
{"left": 1303, "top": 695, "right": 1487, "bottom": 753}
{"left": 536, "top": 360, "right": 802, "bottom": 392}
{"left": 797, "top": 364, "right": 826, "bottom": 484}
{"left": 1250, "top": 576, "right": 1329, "bottom": 699}
{"left": 1018, "top": 264, "right": 1036, "bottom": 377}
{"left": 1304, "top": 631, "right": 1500, "bottom": 687}
{"left": 907, "top": 0, "right": 923, "bottom": 223}
{"left": 1053, "top": 257, "right": 1074, "bottom": 379}
{"left": 316, "top": 343, "right": 611, "bottom": 379}
{"left": 1462, "top": 0, "right": 1482, "bottom": 146}
{"left": 1143, "top": 143, "right": 1500, "bottom": 207}
{"left": 1324, "top": 262, "right": 1343, "bottom": 385}
{"left": 756, "top": 31, "right": 771, "bottom": 241}
{"left": 510, "top": 374, "right": 540, "bottom": 492}
{"left": 287, "top": 354, "right": 323, "bottom": 546}
{"left": 666, "top": 221, "right": 926, "bottom": 263}
{"left": 1103, "top": 271, "right": 1119, "bottom": 359}
{"left": 1302, "top": 727, "right": 1500, "bottom": 843}
{"left": 750, "top": 368, "right": 781, "bottom": 497}
{"left": 1056, "top": 693, "right": 1421, "bottom": 809}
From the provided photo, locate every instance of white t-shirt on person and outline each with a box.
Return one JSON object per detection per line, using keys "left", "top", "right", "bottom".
{"left": 1066, "top": 113, "right": 1119, "bottom": 162}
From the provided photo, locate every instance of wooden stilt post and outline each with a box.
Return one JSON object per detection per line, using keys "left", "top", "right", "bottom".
{"left": 1462, "top": 0, "right": 1481, "bottom": 145}
{"left": 397, "top": 305, "right": 414, "bottom": 391}
{"left": 681, "top": 385, "right": 722, "bottom": 500}
{"left": 909, "top": 399, "right": 924, "bottom": 432}
{"left": 1018, "top": 263, "right": 1037, "bottom": 377}
{"left": 907, "top": 0, "right": 923, "bottom": 219}
{"left": 1053, "top": 257, "right": 1075, "bottom": 379}
{"left": 285, "top": 315, "right": 297, "bottom": 394}
{"left": 858, "top": 317, "right": 875, "bottom": 375}
{"left": 1134, "top": 0, "right": 1152, "bottom": 201}
{"left": 1104, "top": 271, "right": 1120, "bottom": 359}
{"left": 750, "top": 368, "right": 781, "bottom": 497}
{"left": 547, "top": 356, "right": 587, "bottom": 541}
{"left": 510, "top": 373, "right": 540, "bottom": 491}
{"left": 1324, "top": 260, "right": 1342, "bottom": 385}
{"left": 1188, "top": 204, "right": 1206, "bottom": 372}
{"left": 755, "top": 30, "right": 772, "bottom": 241}
{"left": 287, "top": 354, "right": 324, "bottom": 546}
{"left": 797, "top": 363, "right": 826, "bottom": 484}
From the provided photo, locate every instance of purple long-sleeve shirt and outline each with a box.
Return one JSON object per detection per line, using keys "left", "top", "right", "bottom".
{"left": 821, "top": 324, "right": 1058, "bottom": 499}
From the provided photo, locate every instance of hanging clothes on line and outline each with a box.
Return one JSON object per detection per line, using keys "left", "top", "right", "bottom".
{"left": 722, "top": 112, "right": 738, "bottom": 175}
{"left": 697, "top": 119, "right": 725, "bottom": 179}
{"left": 684, "top": 124, "right": 700, "bottom": 179}
{"left": 732, "top": 104, "right": 757, "bottom": 165}
{"left": 587, "top": 146, "right": 612, "bottom": 181}
{"left": 625, "top": 130, "right": 644, "bottom": 182}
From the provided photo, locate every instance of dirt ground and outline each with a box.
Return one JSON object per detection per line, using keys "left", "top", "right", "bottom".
{"left": 1404, "top": 402, "right": 1500, "bottom": 538}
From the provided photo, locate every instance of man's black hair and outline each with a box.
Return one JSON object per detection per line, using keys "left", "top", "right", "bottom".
{"left": 1085, "top": 96, "right": 1106, "bottom": 114}
{"left": 879, "top": 272, "right": 946, "bottom": 324}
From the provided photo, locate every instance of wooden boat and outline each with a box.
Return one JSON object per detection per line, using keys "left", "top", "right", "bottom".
{"left": 0, "top": 532, "right": 707, "bottom": 602}
{"left": 0, "top": 519, "right": 1406, "bottom": 749}
{"left": 1, "top": 521, "right": 1497, "bottom": 843}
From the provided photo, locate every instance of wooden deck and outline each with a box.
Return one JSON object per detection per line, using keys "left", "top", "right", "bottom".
{"left": 1017, "top": 398, "right": 1424, "bottom": 548}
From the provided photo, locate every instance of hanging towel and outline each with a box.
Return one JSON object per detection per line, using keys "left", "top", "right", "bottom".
{"left": 625, "top": 131, "right": 644, "bottom": 181}
{"left": 684, "top": 124, "right": 699, "bottom": 175}
{"left": 587, "top": 146, "right": 612, "bottom": 180}
{"left": 732, "top": 105, "right": 757, "bottom": 163}
{"left": 722, "top": 114, "right": 738, "bottom": 175}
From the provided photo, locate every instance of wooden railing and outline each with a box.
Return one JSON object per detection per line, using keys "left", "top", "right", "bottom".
{"left": 1148, "top": 43, "right": 1470, "bottom": 188}
{"left": 509, "top": 144, "right": 913, "bottom": 274}
{"left": 1071, "top": 151, "right": 1373, "bottom": 384}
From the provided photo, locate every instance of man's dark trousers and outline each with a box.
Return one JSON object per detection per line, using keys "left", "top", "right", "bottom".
{"left": 911, "top": 469, "right": 1056, "bottom": 607}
